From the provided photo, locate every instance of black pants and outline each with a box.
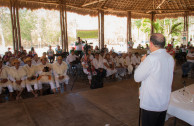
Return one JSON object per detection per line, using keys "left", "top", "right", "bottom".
{"left": 141, "top": 109, "right": 167, "bottom": 126}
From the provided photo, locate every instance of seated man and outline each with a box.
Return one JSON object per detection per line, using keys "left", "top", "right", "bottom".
{"left": 32, "top": 54, "right": 41, "bottom": 65}
{"left": 103, "top": 53, "right": 117, "bottom": 79}
{"left": 126, "top": 52, "right": 133, "bottom": 75}
{"left": 66, "top": 50, "right": 79, "bottom": 65}
{"left": 182, "top": 47, "right": 194, "bottom": 77}
{"left": 112, "top": 53, "right": 126, "bottom": 79}
{"left": 9, "top": 59, "right": 26, "bottom": 100}
{"left": 23, "top": 57, "right": 38, "bottom": 97}
{"left": 132, "top": 52, "right": 141, "bottom": 69}
{"left": 92, "top": 53, "right": 106, "bottom": 78}
{"left": 37, "top": 56, "right": 56, "bottom": 94}
{"left": 52, "top": 56, "right": 69, "bottom": 93}
{"left": 0, "top": 60, "right": 13, "bottom": 100}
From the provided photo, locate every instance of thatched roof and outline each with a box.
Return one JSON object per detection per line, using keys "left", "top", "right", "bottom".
{"left": 0, "top": 0, "right": 194, "bottom": 19}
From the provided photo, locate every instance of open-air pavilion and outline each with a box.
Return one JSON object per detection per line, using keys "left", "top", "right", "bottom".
{"left": 0, "top": 0, "right": 194, "bottom": 126}
{"left": 0, "top": 0, "right": 194, "bottom": 51}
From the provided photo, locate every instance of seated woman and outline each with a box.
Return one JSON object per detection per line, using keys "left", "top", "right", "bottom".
{"left": 103, "top": 53, "right": 117, "bottom": 79}
{"left": 82, "top": 54, "right": 96, "bottom": 85}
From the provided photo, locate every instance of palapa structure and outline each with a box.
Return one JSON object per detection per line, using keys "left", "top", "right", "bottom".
{"left": 0, "top": 0, "right": 194, "bottom": 51}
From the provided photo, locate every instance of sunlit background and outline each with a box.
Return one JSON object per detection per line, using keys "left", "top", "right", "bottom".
{"left": 0, "top": 7, "right": 194, "bottom": 56}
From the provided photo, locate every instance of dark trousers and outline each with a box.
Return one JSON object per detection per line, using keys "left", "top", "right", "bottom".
{"left": 141, "top": 109, "right": 167, "bottom": 126}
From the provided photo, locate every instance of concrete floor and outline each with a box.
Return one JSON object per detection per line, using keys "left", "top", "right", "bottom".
{"left": 0, "top": 66, "right": 193, "bottom": 126}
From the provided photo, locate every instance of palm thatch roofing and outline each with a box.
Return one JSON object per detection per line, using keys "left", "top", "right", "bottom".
{"left": 0, "top": 0, "right": 194, "bottom": 19}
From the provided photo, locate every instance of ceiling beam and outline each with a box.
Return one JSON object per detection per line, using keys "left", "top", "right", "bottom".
{"left": 81, "top": 0, "right": 106, "bottom": 7}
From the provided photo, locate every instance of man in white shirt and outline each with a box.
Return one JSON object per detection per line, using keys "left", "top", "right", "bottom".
{"left": 32, "top": 54, "right": 41, "bottom": 65}
{"left": 134, "top": 33, "right": 174, "bottom": 126}
{"left": 0, "top": 60, "right": 13, "bottom": 99}
{"left": 126, "top": 52, "right": 133, "bottom": 75}
{"left": 66, "top": 50, "right": 79, "bottom": 65}
{"left": 92, "top": 53, "right": 106, "bottom": 78}
{"left": 131, "top": 52, "right": 141, "bottom": 69}
{"left": 37, "top": 56, "right": 56, "bottom": 94}
{"left": 9, "top": 59, "right": 27, "bottom": 100}
{"left": 52, "top": 56, "right": 69, "bottom": 93}
{"left": 23, "top": 57, "right": 38, "bottom": 97}
{"left": 182, "top": 47, "right": 194, "bottom": 77}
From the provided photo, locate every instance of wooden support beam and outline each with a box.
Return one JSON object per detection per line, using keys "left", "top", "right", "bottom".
{"left": 184, "top": 11, "right": 189, "bottom": 44}
{"left": 64, "top": 0, "right": 68, "bottom": 52}
{"left": 10, "top": 0, "right": 15, "bottom": 50}
{"left": 16, "top": 1, "right": 21, "bottom": 50}
{"left": 82, "top": 0, "right": 106, "bottom": 7}
{"left": 127, "top": 11, "right": 131, "bottom": 51}
{"left": 151, "top": 12, "right": 155, "bottom": 34}
{"left": 98, "top": 10, "right": 104, "bottom": 49}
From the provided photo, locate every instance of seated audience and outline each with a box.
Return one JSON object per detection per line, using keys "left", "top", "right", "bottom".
{"left": 182, "top": 47, "right": 194, "bottom": 77}
{"left": 132, "top": 52, "right": 141, "bottom": 69}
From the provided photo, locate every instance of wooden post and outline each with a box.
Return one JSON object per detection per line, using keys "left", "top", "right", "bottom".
{"left": 10, "top": 0, "right": 15, "bottom": 50}
{"left": 64, "top": 9, "right": 68, "bottom": 52}
{"left": 16, "top": 1, "right": 21, "bottom": 50}
{"left": 13, "top": 0, "right": 18, "bottom": 51}
{"left": 184, "top": 11, "right": 189, "bottom": 43}
{"left": 60, "top": 0, "right": 64, "bottom": 50}
{"left": 98, "top": 10, "right": 104, "bottom": 49}
{"left": 127, "top": 11, "right": 131, "bottom": 51}
{"left": 98, "top": 10, "right": 101, "bottom": 48}
{"left": 151, "top": 12, "right": 155, "bottom": 34}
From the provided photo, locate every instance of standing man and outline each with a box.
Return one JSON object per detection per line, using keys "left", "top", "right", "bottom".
{"left": 134, "top": 33, "right": 174, "bottom": 126}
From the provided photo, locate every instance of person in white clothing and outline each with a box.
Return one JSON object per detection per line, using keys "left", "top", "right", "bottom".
{"left": 9, "top": 59, "right": 27, "bottom": 100}
{"left": 66, "top": 50, "right": 79, "bottom": 65}
{"left": 132, "top": 52, "right": 141, "bottom": 69}
{"left": 37, "top": 56, "right": 56, "bottom": 95}
{"left": 0, "top": 60, "right": 13, "bottom": 99}
{"left": 126, "top": 52, "right": 133, "bottom": 75}
{"left": 134, "top": 33, "right": 174, "bottom": 126}
{"left": 113, "top": 53, "right": 126, "bottom": 78}
{"left": 32, "top": 54, "right": 41, "bottom": 65}
{"left": 52, "top": 56, "right": 69, "bottom": 93}
{"left": 92, "top": 53, "right": 106, "bottom": 79}
{"left": 103, "top": 53, "right": 117, "bottom": 78}
{"left": 23, "top": 57, "right": 38, "bottom": 97}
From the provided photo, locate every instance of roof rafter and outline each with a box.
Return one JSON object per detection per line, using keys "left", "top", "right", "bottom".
{"left": 81, "top": 0, "right": 106, "bottom": 7}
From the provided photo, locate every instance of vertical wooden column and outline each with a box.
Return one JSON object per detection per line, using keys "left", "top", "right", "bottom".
{"left": 60, "top": 0, "right": 68, "bottom": 52}
{"left": 10, "top": 0, "right": 21, "bottom": 51}
{"left": 16, "top": 2, "right": 21, "bottom": 50}
{"left": 151, "top": 12, "right": 155, "bottom": 34}
{"left": 184, "top": 11, "right": 189, "bottom": 43}
{"left": 98, "top": 10, "right": 104, "bottom": 49}
{"left": 64, "top": 0, "right": 68, "bottom": 52}
{"left": 127, "top": 11, "right": 131, "bottom": 51}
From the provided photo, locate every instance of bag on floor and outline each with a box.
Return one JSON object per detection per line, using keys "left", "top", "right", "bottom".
{"left": 90, "top": 75, "right": 103, "bottom": 89}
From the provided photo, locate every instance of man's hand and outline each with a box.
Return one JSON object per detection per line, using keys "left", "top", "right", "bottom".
{"left": 16, "top": 80, "right": 22, "bottom": 85}
{"left": 1, "top": 79, "right": 8, "bottom": 83}
{"left": 141, "top": 54, "right": 147, "bottom": 62}
{"left": 59, "top": 76, "right": 64, "bottom": 80}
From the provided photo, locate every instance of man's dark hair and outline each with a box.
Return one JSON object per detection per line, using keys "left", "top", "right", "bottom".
{"left": 150, "top": 33, "right": 166, "bottom": 48}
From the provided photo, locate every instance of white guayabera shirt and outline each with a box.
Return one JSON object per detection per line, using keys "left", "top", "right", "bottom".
{"left": 134, "top": 49, "right": 174, "bottom": 112}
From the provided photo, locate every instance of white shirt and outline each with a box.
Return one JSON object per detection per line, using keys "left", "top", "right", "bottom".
{"left": 66, "top": 54, "right": 78, "bottom": 64}
{"left": 92, "top": 58, "right": 104, "bottom": 69}
{"left": 134, "top": 49, "right": 174, "bottom": 112}
{"left": 9, "top": 66, "right": 27, "bottom": 82}
{"left": 112, "top": 56, "right": 120, "bottom": 67}
{"left": 187, "top": 52, "right": 194, "bottom": 63}
{"left": 126, "top": 56, "right": 132, "bottom": 66}
{"left": 52, "top": 62, "right": 68, "bottom": 77}
{"left": 131, "top": 56, "right": 141, "bottom": 65}
{"left": 32, "top": 59, "right": 41, "bottom": 66}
